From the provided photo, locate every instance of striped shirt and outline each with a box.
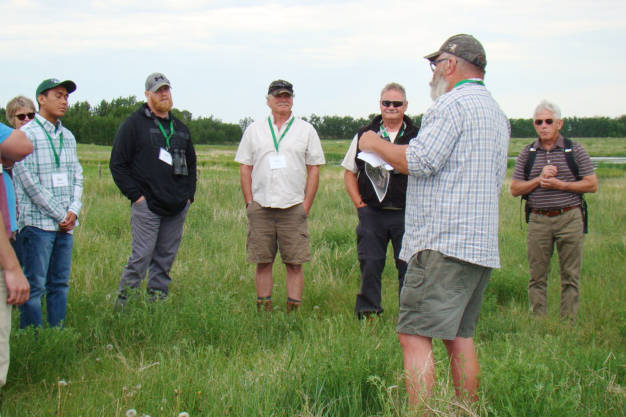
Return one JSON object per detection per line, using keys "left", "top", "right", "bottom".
{"left": 13, "top": 114, "right": 83, "bottom": 232}
{"left": 401, "top": 82, "right": 510, "bottom": 268}
{"left": 512, "top": 135, "right": 594, "bottom": 209}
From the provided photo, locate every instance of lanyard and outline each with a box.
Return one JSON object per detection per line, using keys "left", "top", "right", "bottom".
{"left": 268, "top": 116, "right": 295, "bottom": 151}
{"left": 157, "top": 119, "right": 175, "bottom": 149}
{"left": 34, "top": 118, "right": 63, "bottom": 168}
{"left": 379, "top": 122, "right": 405, "bottom": 143}
{"left": 454, "top": 79, "right": 485, "bottom": 88}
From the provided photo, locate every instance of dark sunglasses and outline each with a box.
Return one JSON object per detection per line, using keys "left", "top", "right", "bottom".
{"left": 15, "top": 112, "right": 35, "bottom": 121}
{"left": 381, "top": 100, "right": 404, "bottom": 108}
{"left": 534, "top": 119, "right": 554, "bottom": 126}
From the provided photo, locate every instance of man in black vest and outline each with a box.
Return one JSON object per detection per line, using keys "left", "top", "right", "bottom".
{"left": 341, "top": 83, "right": 419, "bottom": 319}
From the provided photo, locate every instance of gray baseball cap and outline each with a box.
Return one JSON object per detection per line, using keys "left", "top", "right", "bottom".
{"left": 145, "top": 72, "right": 171, "bottom": 92}
{"left": 424, "top": 34, "right": 487, "bottom": 70}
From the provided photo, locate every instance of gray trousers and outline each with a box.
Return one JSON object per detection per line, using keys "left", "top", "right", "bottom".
{"left": 118, "top": 200, "right": 189, "bottom": 296}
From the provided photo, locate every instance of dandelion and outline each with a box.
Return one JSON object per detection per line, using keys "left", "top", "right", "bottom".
{"left": 106, "top": 344, "right": 114, "bottom": 350}
{"left": 58, "top": 380, "right": 68, "bottom": 387}
{"left": 313, "top": 305, "right": 320, "bottom": 310}
{"left": 125, "top": 409, "right": 137, "bottom": 417}
{"left": 178, "top": 412, "right": 190, "bottom": 417}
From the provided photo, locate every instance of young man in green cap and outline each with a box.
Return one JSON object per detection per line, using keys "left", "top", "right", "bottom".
{"left": 13, "top": 78, "right": 83, "bottom": 328}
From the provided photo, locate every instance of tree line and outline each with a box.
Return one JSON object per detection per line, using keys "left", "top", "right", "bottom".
{"left": 2, "top": 96, "right": 625, "bottom": 144}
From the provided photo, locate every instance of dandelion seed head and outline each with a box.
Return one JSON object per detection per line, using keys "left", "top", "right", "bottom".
{"left": 58, "top": 379, "right": 68, "bottom": 387}
{"left": 178, "top": 412, "right": 190, "bottom": 417}
{"left": 106, "top": 344, "right": 114, "bottom": 350}
{"left": 125, "top": 409, "right": 137, "bottom": 417}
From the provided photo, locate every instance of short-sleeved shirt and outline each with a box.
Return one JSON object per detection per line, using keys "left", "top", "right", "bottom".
{"left": 401, "top": 82, "right": 510, "bottom": 268}
{"left": 13, "top": 114, "right": 83, "bottom": 232}
{"left": 235, "top": 114, "right": 325, "bottom": 209}
{"left": 512, "top": 135, "right": 594, "bottom": 209}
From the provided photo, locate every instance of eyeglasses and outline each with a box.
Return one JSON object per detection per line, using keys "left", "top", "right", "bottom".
{"left": 534, "top": 119, "right": 554, "bottom": 126}
{"left": 430, "top": 58, "right": 449, "bottom": 72}
{"left": 381, "top": 100, "right": 404, "bottom": 108}
{"left": 15, "top": 112, "right": 35, "bottom": 121}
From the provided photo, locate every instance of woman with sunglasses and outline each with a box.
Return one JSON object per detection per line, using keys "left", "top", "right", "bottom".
{"left": 3, "top": 96, "right": 36, "bottom": 247}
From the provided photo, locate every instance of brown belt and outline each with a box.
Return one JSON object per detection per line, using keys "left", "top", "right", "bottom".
{"left": 531, "top": 205, "right": 580, "bottom": 217}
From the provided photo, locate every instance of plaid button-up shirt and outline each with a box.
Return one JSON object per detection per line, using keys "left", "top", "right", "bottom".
{"left": 13, "top": 114, "right": 83, "bottom": 232}
{"left": 401, "top": 82, "right": 510, "bottom": 268}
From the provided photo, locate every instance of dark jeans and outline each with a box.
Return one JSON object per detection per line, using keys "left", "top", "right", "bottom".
{"left": 18, "top": 226, "right": 73, "bottom": 328}
{"left": 354, "top": 206, "right": 407, "bottom": 317}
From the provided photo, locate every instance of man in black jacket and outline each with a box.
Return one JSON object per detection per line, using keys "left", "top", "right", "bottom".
{"left": 110, "top": 73, "right": 197, "bottom": 305}
{"left": 341, "top": 82, "right": 418, "bottom": 319}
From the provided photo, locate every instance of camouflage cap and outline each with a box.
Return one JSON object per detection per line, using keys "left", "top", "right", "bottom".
{"left": 267, "top": 80, "right": 294, "bottom": 96}
{"left": 424, "top": 34, "right": 487, "bottom": 70}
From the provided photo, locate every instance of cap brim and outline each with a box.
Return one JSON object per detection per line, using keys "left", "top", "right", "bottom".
{"left": 59, "top": 80, "right": 77, "bottom": 94}
{"left": 270, "top": 88, "right": 293, "bottom": 96}
{"left": 423, "top": 51, "right": 441, "bottom": 62}
{"left": 149, "top": 82, "right": 171, "bottom": 92}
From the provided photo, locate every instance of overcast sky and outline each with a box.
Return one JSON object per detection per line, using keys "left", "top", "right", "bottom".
{"left": 2, "top": 0, "right": 625, "bottom": 124}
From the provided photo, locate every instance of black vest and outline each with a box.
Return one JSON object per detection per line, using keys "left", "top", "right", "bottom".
{"left": 354, "top": 115, "right": 418, "bottom": 209}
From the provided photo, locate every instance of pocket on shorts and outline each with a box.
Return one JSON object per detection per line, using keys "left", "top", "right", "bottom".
{"left": 402, "top": 253, "right": 425, "bottom": 289}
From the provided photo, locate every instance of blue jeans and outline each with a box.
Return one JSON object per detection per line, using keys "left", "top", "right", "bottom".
{"left": 18, "top": 226, "right": 73, "bottom": 328}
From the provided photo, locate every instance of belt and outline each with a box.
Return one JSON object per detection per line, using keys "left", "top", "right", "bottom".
{"left": 531, "top": 205, "right": 580, "bottom": 217}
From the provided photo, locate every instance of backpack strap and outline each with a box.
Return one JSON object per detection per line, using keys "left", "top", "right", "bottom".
{"left": 563, "top": 137, "right": 581, "bottom": 180}
{"left": 522, "top": 142, "right": 537, "bottom": 223}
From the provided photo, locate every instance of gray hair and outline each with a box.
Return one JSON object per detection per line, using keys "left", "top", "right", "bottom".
{"left": 534, "top": 100, "right": 562, "bottom": 120}
{"left": 380, "top": 82, "right": 406, "bottom": 101}
{"left": 6, "top": 95, "right": 36, "bottom": 121}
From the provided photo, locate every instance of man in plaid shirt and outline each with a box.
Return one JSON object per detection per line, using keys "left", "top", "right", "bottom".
{"left": 13, "top": 78, "right": 83, "bottom": 328}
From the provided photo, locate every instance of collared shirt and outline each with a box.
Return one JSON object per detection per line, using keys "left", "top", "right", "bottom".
{"left": 13, "top": 114, "right": 83, "bottom": 232}
{"left": 512, "top": 135, "right": 594, "bottom": 209}
{"left": 235, "top": 113, "right": 325, "bottom": 208}
{"left": 401, "top": 82, "right": 510, "bottom": 268}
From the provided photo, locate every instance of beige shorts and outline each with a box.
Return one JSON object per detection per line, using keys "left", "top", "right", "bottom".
{"left": 396, "top": 250, "right": 491, "bottom": 340}
{"left": 246, "top": 201, "right": 310, "bottom": 265}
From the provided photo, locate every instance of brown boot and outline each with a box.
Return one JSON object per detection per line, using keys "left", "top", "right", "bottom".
{"left": 286, "top": 298, "right": 301, "bottom": 313}
{"left": 256, "top": 297, "right": 272, "bottom": 312}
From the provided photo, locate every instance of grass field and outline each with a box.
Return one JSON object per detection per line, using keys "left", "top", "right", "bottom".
{"left": 1, "top": 140, "right": 625, "bottom": 417}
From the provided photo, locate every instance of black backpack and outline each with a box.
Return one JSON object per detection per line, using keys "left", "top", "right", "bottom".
{"left": 522, "top": 137, "right": 588, "bottom": 233}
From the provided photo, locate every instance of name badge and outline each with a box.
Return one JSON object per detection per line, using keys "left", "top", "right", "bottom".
{"left": 52, "top": 172, "right": 69, "bottom": 187}
{"left": 159, "top": 148, "right": 173, "bottom": 166}
{"left": 269, "top": 153, "right": 287, "bottom": 170}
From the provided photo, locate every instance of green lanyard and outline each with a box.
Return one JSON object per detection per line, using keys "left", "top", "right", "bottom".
{"left": 157, "top": 119, "right": 175, "bottom": 149}
{"left": 454, "top": 79, "right": 485, "bottom": 88}
{"left": 35, "top": 117, "right": 63, "bottom": 168}
{"left": 379, "top": 122, "right": 405, "bottom": 143}
{"left": 268, "top": 116, "right": 295, "bottom": 151}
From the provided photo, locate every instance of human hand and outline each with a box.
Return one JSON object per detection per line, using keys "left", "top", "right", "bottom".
{"left": 58, "top": 211, "right": 77, "bottom": 232}
{"left": 5, "top": 266, "right": 29, "bottom": 305}
{"left": 133, "top": 195, "right": 146, "bottom": 205}
{"left": 358, "top": 131, "right": 381, "bottom": 153}
{"left": 539, "top": 176, "right": 564, "bottom": 190}
{"left": 540, "top": 164, "right": 557, "bottom": 179}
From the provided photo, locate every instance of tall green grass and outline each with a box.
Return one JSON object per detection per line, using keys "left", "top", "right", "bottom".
{"left": 1, "top": 142, "right": 624, "bottom": 416}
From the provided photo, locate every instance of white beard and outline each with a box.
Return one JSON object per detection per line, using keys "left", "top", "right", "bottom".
{"left": 429, "top": 71, "right": 448, "bottom": 101}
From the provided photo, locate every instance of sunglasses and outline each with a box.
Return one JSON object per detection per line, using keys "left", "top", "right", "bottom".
{"left": 15, "top": 112, "right": 35, "bottom": 121}
{"left": 534, "top": 119, "right": 554, "bottom": 126}
{"left": 381, "top": 100, "right": 404, "bottom": 108}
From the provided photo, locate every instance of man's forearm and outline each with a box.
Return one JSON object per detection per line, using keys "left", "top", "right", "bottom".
{"left": 303, "top": 165, "right": 320, "bottom": 212}
{"left": 344, "top": 170, "right": 365, "bottom": 208}
{"left": 239, "top": 164, "right": 253, "bottom": 204}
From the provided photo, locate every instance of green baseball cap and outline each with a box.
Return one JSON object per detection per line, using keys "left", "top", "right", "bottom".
{"left": 424, "top": 34, "right": 487, "bottom": 70}
{"left": 36, "top": 78, "right": 77, "bottom": 97}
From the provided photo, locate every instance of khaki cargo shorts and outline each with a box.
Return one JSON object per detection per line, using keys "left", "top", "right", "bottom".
{"left": 246, "top": 201, "right": 310, "bottom": 264}
{"left": 396, "top": 250, "right": 491, "bottom": 340}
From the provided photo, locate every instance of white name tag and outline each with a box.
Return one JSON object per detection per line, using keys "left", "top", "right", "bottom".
{"left": 269, "top": 153, "right": 287, "bottom": 170}
{"left": 159, "top": 148, "right": 173, "bottom": 166}
{"left": 52, "top": 172, "right": 69, "bottom": 187}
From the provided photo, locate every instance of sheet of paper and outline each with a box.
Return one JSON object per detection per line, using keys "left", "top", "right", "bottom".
{"left": 357, "top": 151, "right": 393, "bottom": 171}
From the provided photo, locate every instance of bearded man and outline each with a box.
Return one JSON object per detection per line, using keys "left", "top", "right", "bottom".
{"left": 110, "top": 73, "right": 197, "bottom": 306}
{"left": 359, "top": 35, "right": 509, "bottom": 409}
